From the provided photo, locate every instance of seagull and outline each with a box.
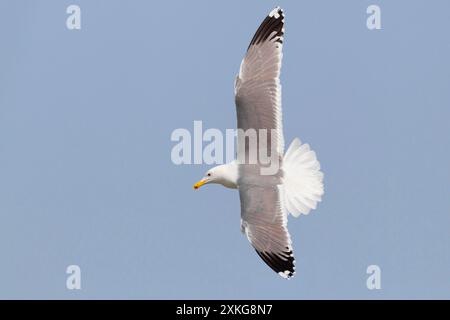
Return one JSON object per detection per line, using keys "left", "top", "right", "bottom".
{"left": 193, "top": 7, "right": 324, "bottom": 279}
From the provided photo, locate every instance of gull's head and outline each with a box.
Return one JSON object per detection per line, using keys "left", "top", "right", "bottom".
{"left": 193, "top": 163, "right": 238, "bottom": 190}
{"left": 193, "top": 167, "right": 220, "bottom": 190}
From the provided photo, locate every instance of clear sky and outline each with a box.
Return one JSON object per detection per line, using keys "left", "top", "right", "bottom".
{"left": 0, "top": 0, "right": 449, "bottom": 299}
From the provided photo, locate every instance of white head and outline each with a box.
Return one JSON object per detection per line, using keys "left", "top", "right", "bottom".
{"left": 193, "top": 162, "right": 238, "bottom": 190}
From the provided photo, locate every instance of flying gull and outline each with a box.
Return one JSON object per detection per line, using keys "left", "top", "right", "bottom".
{"left": 193, "top": 7, "right": 324, "bottom": 279}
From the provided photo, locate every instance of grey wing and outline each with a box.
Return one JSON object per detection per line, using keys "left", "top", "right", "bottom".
{"left": 235, "top": 7, "right": 285, "bottom": 159}
{"left": 239, "top": 182, "right": 295, "bottom": 278}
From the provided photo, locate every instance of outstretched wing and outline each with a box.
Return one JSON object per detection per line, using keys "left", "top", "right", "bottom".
{"left": 235, "top": 7, "right": 285, "bottom": 159}
{"left": 235, "top": 8, "right": 293, "bottom": 278}
{"left": 239, "top": 182, "right": 295, "bottom": 279}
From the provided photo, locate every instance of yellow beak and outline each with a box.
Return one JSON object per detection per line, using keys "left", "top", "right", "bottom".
{"left": 193, "top": 179, "right": 207, "bottom": 190}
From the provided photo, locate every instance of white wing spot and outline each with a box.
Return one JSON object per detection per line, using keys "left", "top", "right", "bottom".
{"left": 269, "top": 7, "right": 281, "bottom": 19}
{"left": 278, "top": 270, "right": 291, "bottom": 279}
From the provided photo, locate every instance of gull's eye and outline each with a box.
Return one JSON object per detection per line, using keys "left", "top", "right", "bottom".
{"left": 207, "top": 173, "right": 211, "bottom": 177}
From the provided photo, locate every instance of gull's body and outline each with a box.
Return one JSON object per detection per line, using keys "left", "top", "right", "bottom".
{"left": 194, "top": 7, "right": 324, "bottom": 279}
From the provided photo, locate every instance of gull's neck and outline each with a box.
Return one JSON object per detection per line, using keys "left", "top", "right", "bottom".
{"left": 215, "top": 161, "right": 238, "bottom": 189}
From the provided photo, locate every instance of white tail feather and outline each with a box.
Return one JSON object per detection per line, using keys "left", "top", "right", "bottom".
{"left": 283, "top": 138, "right": 324, "bottom": 217}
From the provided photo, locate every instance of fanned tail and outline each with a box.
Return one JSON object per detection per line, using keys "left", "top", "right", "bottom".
{"left": 282, "top": 138, "right": 324, "bottom": 217}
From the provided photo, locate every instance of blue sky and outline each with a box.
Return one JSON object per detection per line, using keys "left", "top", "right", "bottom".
{"left": 0, "top": 0, "right": 449, "bottom": 299}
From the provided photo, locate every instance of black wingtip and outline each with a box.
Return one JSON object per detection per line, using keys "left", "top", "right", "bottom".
{"left": 248, "top": 7, "right": 285, "bottom": 50}
{"left": 256, "top": 248, "right": 295, "bottom": 279}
